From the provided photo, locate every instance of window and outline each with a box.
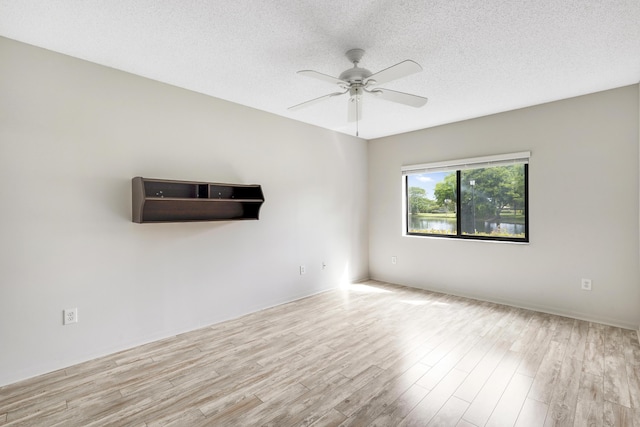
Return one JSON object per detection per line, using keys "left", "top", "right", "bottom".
{"left": 403, "top": 152, "right": 529, "bottom": 242}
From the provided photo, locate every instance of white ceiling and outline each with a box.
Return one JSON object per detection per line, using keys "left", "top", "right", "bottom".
{"left": 1, "top": 1, "right": 639, "bottom": 140}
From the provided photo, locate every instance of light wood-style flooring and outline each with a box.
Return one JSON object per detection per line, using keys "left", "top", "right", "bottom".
{"left": 2, "top": 280, "right": 640, "bottom": 426}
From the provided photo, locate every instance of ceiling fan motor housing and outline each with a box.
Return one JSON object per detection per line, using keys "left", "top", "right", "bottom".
{"left": 339, "top": 48, "right": 372, "bottom": 84}
{"left": 339, "top": 67, "right": 372, "bottom": 84}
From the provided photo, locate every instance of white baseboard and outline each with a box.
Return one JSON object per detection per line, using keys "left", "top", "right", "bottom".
{"left": 370, "top": 277, "right": 638, "bottom": 330}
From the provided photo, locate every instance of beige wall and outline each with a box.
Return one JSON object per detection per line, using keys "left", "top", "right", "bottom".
{"left": 0, "top": 37, "right": 369, "bottom": 386}
{"left": 369, "top": 85, "right": 640, "bottom": 328}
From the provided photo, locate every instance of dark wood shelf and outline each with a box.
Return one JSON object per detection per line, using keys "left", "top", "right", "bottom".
{"left": 132, "top": 177, "right": 264, "bottom": 223}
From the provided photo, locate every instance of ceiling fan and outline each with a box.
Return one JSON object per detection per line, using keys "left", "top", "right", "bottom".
{"left": 289, "top": 48, "right": 428, "bottom": 132}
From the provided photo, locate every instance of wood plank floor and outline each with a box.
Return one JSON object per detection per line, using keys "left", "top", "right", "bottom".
{"left": 2, "top": 280, "right": 640, "bottom": 426}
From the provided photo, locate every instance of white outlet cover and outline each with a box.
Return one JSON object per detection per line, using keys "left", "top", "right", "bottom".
{"left": 64, "top": 308, "right": 78, "bottom": 325}
{"left": 581, "top": 279, "right": 592, "bottom": 291}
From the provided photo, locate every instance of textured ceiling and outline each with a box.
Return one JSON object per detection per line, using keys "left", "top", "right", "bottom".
{"left": 1, "top": 0, "right": 639, "bottom": 139}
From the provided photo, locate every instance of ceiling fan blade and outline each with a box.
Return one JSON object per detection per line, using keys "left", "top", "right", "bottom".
{"left": 297, "top": 70, "right": 348, "bottom": 86}
{"left": 370, "top": 88, "right": 428, "bottom": 108}
{"left": 288, "top": 91, "right": 346, "bottom": 111}
{"left": 365, "top": 60, "right": 422, "bottom": 86}
{"left": 347, "top": 97, "right": 363, "bottom": 122}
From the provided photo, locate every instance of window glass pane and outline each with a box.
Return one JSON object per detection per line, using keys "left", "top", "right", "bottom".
{"left": 460, "top": 164, "right": 526, "bottom": 239}
{"left": 407, "top": 171, "right": 457, "bottom": 235}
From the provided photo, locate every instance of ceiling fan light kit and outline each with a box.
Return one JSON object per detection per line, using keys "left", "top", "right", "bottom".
{"left": 289, "top": 48, "right": 428, "bottom": 135}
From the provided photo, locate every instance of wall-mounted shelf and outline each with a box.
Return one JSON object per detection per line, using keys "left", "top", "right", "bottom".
{"left": 132, "top": 177, "right": 264, "bottom": 223}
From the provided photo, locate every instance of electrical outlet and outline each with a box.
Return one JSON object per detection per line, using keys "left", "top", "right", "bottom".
{"left": 581, "top": 278, "right": 592, "bottom": 291}
{"left": 299, "top": 265, "right": 306, "bottom": 275}
{"left": 63, "top": 308, "right": 78, "bottom": 325}
{"left": 322, "top": 262, "right": 327, "bottom": 270}
{"left": 391, "top": 256, "right": 397, "bottom": 265}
